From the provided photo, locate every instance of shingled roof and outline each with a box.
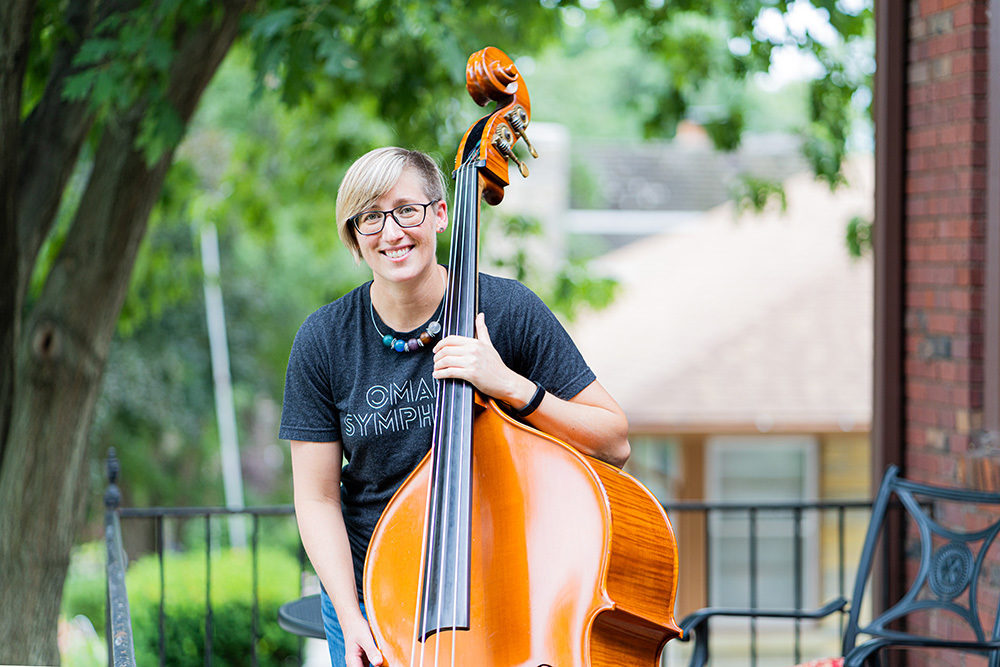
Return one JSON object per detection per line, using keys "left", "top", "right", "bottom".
{"left": 573, "top": 132, "right": 809, "bottom": 211}
{"left": 568, "top": 157, "right": 874, "bottom": 434}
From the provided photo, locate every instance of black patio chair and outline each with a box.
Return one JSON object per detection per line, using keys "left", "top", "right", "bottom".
{"left": 677, "top": 464, "right": 1000, "bottom": 667}
{"left": 277, "top": 593, "right": 325, "bottom": 639}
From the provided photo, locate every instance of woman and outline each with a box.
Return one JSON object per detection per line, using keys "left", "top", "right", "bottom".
{"left": 279, "top": 147, "right": 629, "bottom": 667}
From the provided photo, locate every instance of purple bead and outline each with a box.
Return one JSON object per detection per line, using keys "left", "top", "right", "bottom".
{"left": 406, "top": 338, "right": 420, "bottom": 352}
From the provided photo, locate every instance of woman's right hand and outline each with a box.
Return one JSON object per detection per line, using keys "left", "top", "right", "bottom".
{"left": 342, "top": 615, "right": 384, "bottom": 667}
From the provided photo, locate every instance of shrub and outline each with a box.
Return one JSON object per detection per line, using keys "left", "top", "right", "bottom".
{"left": 63, "top": 543, "right": 303, "bottom": 666}
{"left": 126, "top": 547, "right": 301, "bottom": 666}
{"left": 62, "top": 541, "right": 107, "bottom": 637}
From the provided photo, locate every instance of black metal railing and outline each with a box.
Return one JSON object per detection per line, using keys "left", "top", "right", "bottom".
{"left": 113, "top": 505, "right": 303, "bottom": 667}
{"left": 102, "top": 450, "right": 305, "bottom": 667}
{"left": 662, "top": 499, "right": 874, "bottom": 666}
{"left": 104, "top": 447, "right": 872, "bottom": 667}
{"left": 105, "top": 449, "right": 137, "bottom": 667}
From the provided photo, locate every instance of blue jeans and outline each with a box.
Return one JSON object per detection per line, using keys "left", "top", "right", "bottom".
{"left": 319, "top": 588, "right": 367, "bottom": 667}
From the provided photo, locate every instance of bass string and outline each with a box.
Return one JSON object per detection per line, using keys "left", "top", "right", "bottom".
{"left": 414, "top": 163, "right": 460, "bottom": 667}
{"left": 446, "top": 162, "right": 475, "bottom": 665}
{"left": 434, "top": 164, "right": 468, "bottom": 667}
{"left": 417, "top": 161, "right": 477, "bottom": 666}
{"left": 442, "top": 162, "right": 471, "bottom": 666}
{"left": 414, "top": 272, "right": 446, "bottom": 665}
{"left": 451, "top": 161, "right": 478, "bottom": 666}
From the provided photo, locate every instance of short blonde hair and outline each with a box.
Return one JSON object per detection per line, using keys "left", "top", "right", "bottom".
{"left": 336, "top": 147, "right": 447, "bottom": 260}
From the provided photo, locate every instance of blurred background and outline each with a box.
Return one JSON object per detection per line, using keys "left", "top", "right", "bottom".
{"left": 2, "top": 0, "right": 876, "bottom": 664}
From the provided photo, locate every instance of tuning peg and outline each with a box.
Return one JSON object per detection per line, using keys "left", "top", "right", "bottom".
{"left": 493, "top": 128, "right": 529, "bottom": 178}
{"left": 493, "top": 133, "right": 528, "bottom": 178}
{"left": 505, "top": 107, "right": 538, "bottom": 159}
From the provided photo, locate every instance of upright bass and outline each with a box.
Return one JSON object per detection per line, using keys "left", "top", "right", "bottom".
{"left": 363, "top": 46, "right": 681, "bottom": 666}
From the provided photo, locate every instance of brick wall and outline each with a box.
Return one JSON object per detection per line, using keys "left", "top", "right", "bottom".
{"left": 905, "top": 0, "right": 989, "bottom": 486}
{"left": 903, "top": 0, "right": 995, "bottom": 662}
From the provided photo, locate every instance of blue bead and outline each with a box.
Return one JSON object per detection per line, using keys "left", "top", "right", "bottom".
{"left": 393, "top": 339, "right": 406, "bottom": 352}
{"left": 382, "top": 334, "right": 394, "bottom": 347}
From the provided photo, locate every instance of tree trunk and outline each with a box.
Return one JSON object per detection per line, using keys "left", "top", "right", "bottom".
{"left": 17, "top": 0, "right": 100, "bottom": 297}
{"left": 0, "top": 1, "right": 250, "bottom": 661}
{"left": 0, "top": 0, "right": 36, "bottom": 488}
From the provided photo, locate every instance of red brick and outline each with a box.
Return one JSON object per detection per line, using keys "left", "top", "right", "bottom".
{"left": 948, "top": 289, "right": 981, "bottom": 310}
{"left": 938, "top": 359, "right": 968, "bottom": 381}
{"left": 905, "top": 0, "right": 995, "bottom": 626}
{"left": 951, "top": 337, "right": 984, "bottom": 359}
{"left": 950, "top": 97, "right": 983, "bottom": 120}
{"left": 907, "top": 402, "right": 938, "bottom": 425}
{"left": 950, "top": 50, "right": 989, "bottom": 74}
{"left": 926, "top": 312, "right": 958, "bottom": 333}
{"left": 906, "top": 425, "right": 929, "bottom": 446}
{"left": 928, "top": 383, "right": 953, "bottom": 403}
{"left": 971, "top": 27, "right": 989, "bottom": 48}
{"left": 950, "top": 434, "right": 971, "bottom": 453}
{"left": 918, "top": 0, "right": 942, "bottom": 16}
{"left": 927, "top": 32, "right": 959, "bottom": 58}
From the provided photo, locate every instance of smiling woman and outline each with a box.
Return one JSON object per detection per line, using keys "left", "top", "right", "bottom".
{"left": 279, "top": 146, "right": 630, "bottom": 667}
{"left": 355, "top": 169, "right": 448, "bottom": 300}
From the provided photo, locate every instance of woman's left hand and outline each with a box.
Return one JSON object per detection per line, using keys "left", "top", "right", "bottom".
{"left": 432, "top": 313, "right": 534, "bottom": 406}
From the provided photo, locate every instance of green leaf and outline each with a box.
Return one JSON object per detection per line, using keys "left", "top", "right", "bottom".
{"left": 137, "top": 102, "right": 186, "bottom": 166}
{"left": 250, "top": 8, "right": 300, "bottom": 39}
{"left": 61, "top": 72, "right": 94, "bottom": 101}
{"left": 72, "top": 38, "right": 118, "bottom": 66}
{"left": 731, "top": 175, "right": 788, "bottom": 215}
{"left": 846, "top": 214, "right": 872, "bottom": 258}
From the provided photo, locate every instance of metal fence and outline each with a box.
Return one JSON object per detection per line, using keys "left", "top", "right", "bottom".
{"left": 662, "top": 500, "right": 873, "bottom": 666}
{"left": 102, "top": 450, "right": 305, "bottom": 667}
{"left": 104, "top": 449, "right": 136, "bottom": 667}
{"left": 104, "top": 451, "right": 872, "bottom": 667}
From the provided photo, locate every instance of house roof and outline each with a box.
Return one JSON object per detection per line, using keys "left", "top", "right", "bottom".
{"left": 568, "top": 158, "right": 874, "bottom": 434}
{"left": 574, "top": 132, "right": 809, "bottom": 211}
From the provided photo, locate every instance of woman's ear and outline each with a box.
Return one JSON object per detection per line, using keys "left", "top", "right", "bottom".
{"left": 433, "top": 199, "right": 448, "bottom": 233}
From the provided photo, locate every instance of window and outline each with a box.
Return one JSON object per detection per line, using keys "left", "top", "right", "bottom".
{"left": 627, "top": 435, "right": 681, "bottom": 502}
{"left": 706, "top": 435, "right": 819, "bottom": 609}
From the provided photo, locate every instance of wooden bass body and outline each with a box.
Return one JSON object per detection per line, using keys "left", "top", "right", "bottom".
{"left": 364, "top": 398, "right": 681, "bottom": 666}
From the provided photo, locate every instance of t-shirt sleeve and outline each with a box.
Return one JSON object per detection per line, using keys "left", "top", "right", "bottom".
{"left": 278, "top": 314, "right": 341, "bottom": 442}
{"left": 501, "top": 281, "right": 596, "bottom": 401}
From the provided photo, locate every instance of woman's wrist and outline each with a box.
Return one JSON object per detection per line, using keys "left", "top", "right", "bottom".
{"left": 507, "top": 375, "right": 539, "bottom": 411}
{"left": 335, "top": 602, "right": 368, "bottom": 630}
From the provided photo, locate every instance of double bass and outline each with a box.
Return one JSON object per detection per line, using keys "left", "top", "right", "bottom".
{"left": 363, "top": 46, "right": 681, "bottom": 666}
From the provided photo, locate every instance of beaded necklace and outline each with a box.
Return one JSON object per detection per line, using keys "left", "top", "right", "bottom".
{"left": 369, "top": 275, "right": 446, "bottom": 353}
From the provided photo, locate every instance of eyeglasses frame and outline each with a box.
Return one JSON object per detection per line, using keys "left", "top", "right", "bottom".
{"left": 350, "top": 199, "right": 442, "bottom": 236}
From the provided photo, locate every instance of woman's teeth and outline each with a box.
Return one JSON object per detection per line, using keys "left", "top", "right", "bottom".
{"left": 384, "top": 247, "right": 411, "bottom": 259}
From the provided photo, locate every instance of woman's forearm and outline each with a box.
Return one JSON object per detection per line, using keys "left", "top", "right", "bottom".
{"left": 520, "top": 388, "right": 631, "bottom": 467}
{"left": 295, "top": 497, "right": 366, "bottom": 624}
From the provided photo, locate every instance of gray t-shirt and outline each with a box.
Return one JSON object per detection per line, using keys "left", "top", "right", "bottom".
{"left": 279, "top": 271, "right": 596, "bottom": 592}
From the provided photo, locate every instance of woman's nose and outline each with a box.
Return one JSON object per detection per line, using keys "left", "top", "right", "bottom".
{"left": 380, "top": 214, "right": 405, "bottom": 240}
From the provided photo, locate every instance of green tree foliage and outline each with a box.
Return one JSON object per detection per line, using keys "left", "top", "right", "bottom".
{"left": 607, "top": 0, "right": 873, "bottom": 186}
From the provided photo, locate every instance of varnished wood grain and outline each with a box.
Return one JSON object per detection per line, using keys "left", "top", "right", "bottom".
{"left": 365, "top": 399, "right": 681, "bottom": 665}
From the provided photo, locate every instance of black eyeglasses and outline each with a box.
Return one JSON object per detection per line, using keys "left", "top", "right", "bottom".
{"left": 350, "top": 200, "right": 440, "bottom": 236}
